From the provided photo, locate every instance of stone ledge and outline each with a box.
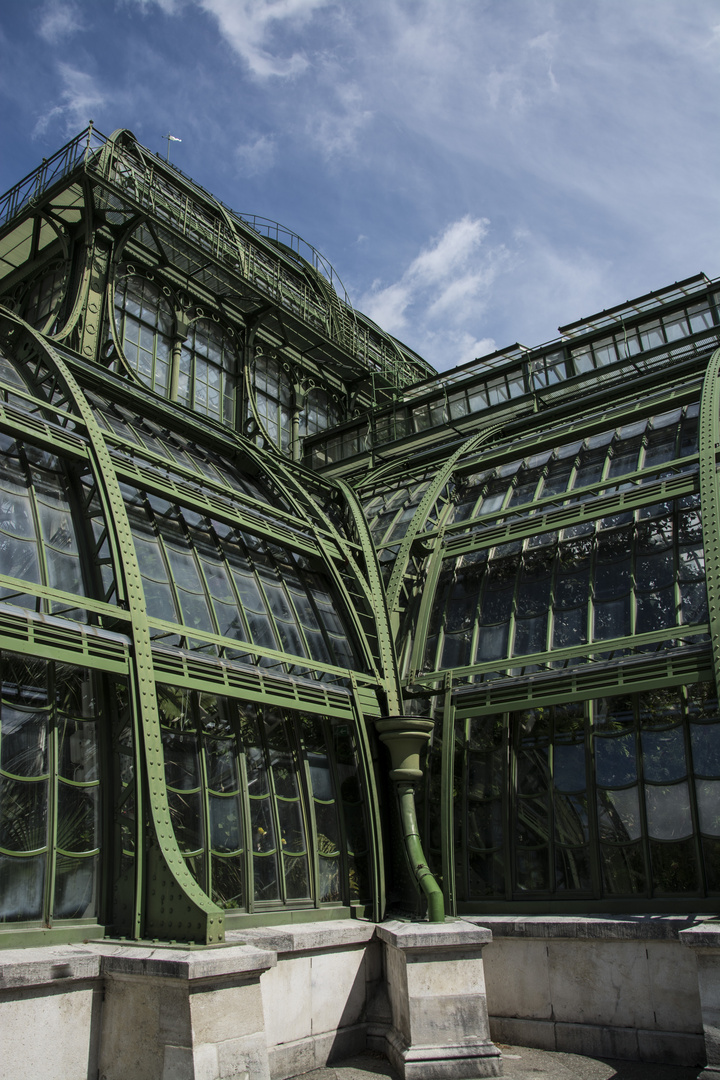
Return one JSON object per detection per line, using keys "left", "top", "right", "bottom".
{"left": 88, "top": 941, "right": 276, "bottom": 981}
{"left": 0, "top": 944, "right": 100, "bottom": 989}
{"left": 679, "top": 926, "right": 720, "bottom": 949}
{"left": 228, "top": 918, "right": 377, "bottom": 954}
{"left": 377, "top": 919, "right": 492, "bottom": 951}
{"left": 468, "top": 914, "right": 720, "bottom": 941}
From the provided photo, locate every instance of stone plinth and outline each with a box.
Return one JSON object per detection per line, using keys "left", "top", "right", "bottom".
{"left": 376, "top": 920, "right": 501, "bottom": 1079}
{"left": 94, "top": 942, "right": 276, "bottom": 1080}
{"left": 680, "top": 924, "right": 720, "bottom": 1078}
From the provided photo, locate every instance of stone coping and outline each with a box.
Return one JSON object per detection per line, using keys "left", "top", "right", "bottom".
{"left": 0, "top": 916, "right": 497, "bottom": 989}
{"left": 376, "top": 918, "right": 492, "bottom": 950}
{"left": 90, "top": 941, "right": 277, "bottom": 980}
{"left": 0, "top": 944, "right": 101, "bottom": 989}
{"left": 465, "top": 915, "right": 720, "bottom": 941}
{"left": 0, "top": 941, "right": 277, "bottom": 988}
{"left": 679, "top": 926, "right": 720, "bottom": 949}
{"left": 227, "top": 918, "right": 377, "bottom": 954}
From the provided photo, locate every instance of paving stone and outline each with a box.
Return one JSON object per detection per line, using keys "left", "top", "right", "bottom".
{"left": 299, "top": 1048, "right": 706, "bottom": 1080}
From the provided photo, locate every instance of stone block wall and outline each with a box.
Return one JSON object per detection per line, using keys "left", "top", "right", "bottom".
{"left": 234, "top": 922, "right": 381, "bottom": 1079}
{"left": 1, "top": 916, "right": 720, "bottom": 1078}
{"left": 472, "top": 915, "right": 710, "bottom": 1066}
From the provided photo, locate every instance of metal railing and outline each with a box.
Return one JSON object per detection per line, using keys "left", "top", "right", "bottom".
{"left": 0, "top": 125, "right": 434, "bottom": 394}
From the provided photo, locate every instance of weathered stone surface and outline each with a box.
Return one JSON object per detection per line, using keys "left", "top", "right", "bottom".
{"left": 377, "top": 919, "right": 492, "bottom": 952}
{"left": 547, "top": 940, "right": 651, "bottom": 1028}
{"left": 483, "top": 938, "right": 553, "bottom": 1022}
{"left": 0, "top": 981, "right": 100, "bottom": 1080}
{"left": 190, "top": 980, "right": 266, "bottom": 1042}
{"left": 556, "top": 1020, "right": 639, "bottom": 1061}
{"left": 95, "top": 942, "right": 274, "bottom": 1080}
{"left": 380, "top": 919, "right": 500, "bottom": 1080}
{"left": 470, "top": 913, "right": 717, "bottom": 941}
{"left": 646, "top": 941, "right": 703, "bottom": 1033}
{"left": 385, "top": 1028, "right": 502, "bottom": 1080}
{"left": 232, "top": 919, "right": 376, "bottom": 954}
{"left": 0, "top": 943, "right": 100, "bottom": 987}
{"left": 636, "top": 1029, "right": 706, "bottom": 1066}
{"left": 96, "top": 941, "right": 276, "bottom": 981}
{"left": 311, "top": 945, "right": 368, "bottom": 1035}
{"left": 489, "top": 1015, "right": 556, "bottom": 1052}
{"left": 261, "top": 954, "right": 313, "bottom": 1046}
{"left": 267, "top": 1023, "right": 368, "bottom": 1080}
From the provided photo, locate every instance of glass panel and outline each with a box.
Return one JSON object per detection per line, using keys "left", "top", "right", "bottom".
{"left": 53, "top": 854, "right": 97, "bottom": 918}
{"left": 56, "top": 783, "right": 99, "bottom": 853}
{"left": 595, "top": 734, "right": 637, "bottom": 788}
{"left": 650, "top": 838, "right": 698, "bottom": 892}
{"left": 0, "top": 705, "right": 48, "bottom": 776}
{"left": 597, "top": 787, "right": 642, "bottom": 842}
{"left": 0, "top": 777, "right": 48, "bottom": 851}
{"left": 600, "top": 843, "right": 645, "bottom": 895}
{"left": 696, "top": 780, "right": 720, "bottom": 835}
{"left": 645, "top": 782, "right": 692, "bottom": 840}
{"left": 209, "top": 794, "right": 242, "bottom": 853}
{"left": 212, "top": 856, "right": 244, "bottom": 909}
{"left": 0, "top": 853, "right": 45, "bottom": 921}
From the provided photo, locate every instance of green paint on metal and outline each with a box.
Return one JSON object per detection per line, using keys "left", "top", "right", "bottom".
{"left": 698, "top": 347, "right": 720, "bottom": 686}
{"left": 18, "top": 315, "right": 224, "bottom": 944}
{"left": 385, "top": 427, "right": 503, "bottom": 625}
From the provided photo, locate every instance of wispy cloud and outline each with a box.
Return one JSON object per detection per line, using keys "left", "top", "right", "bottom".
{"left": 361, "top": 217, "right": 498, "bottom": 336}
{"left": 37, "top": 1, "right": 85, "bottom": 44}
{"left": 198, "top": 0, "right": 333, "bottom": 77}
{"left": 235, "top": 133, "right": 276, "bottom": 177}
{"left": 307, "top": 82, "right": 373, "bottom": 158}
{"left": 33, "top": 64, "right": 106, "bottom": 137}
{"left": 358, "top": 217, "right": 513, "bottom": 369}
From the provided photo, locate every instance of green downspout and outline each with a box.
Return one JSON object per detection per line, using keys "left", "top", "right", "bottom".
{"left": 398, "top": 783, "right": 445, "bottom": 922}
{"left": 375, "top": 716, "right": 445, "bottom": 922}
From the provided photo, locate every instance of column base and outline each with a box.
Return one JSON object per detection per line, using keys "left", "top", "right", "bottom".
{"left": 386, "top": 1028, "right": 502, "bottom": 1080}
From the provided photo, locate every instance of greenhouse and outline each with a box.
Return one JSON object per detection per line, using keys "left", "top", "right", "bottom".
{"left": 0, "top": 125, "right": 719, "bottom": 1078}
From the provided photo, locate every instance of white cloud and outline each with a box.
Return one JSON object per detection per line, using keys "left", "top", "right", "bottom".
{"left": 198, "top": 0, "right": 333, "bottom": 77}
{"left": 37, "top": 1, "right": 84, "bottom": 44}
{"left": 360, "top": 217, "right": 497, "bottom": 337}
{"left": 33, "top": 65, "right": 106, "bottom": 137}
{"left": 307, "top": 82, "right": 373, "bottom": 158}
{"left": 356, "top": 214, "right": 618, "bottom": 371}
{"left": 126, "top": 0, "right": 185, "bottom": 12}
{"left": 235, "top": 133, "right": 277, "bottom": 176}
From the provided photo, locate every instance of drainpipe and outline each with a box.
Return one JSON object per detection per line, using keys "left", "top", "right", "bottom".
{"left": 375, "top": 716, "right": 445, "bottom": 922}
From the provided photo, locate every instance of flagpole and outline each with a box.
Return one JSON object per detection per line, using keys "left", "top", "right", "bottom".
{"left": 162, "top": 133, "right": 182, "bottom": 162}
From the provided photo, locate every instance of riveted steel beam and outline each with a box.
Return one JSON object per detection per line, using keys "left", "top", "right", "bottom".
{"left": 698, "top": 346, "right": 720, "bottom": 687}
{"left": 15, "top": 314, "right": 224, "bottom": 944}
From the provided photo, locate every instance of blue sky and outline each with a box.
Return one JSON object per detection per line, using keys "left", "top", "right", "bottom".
{"left": 0, "top": 0, "right": 718, "bottom": 371}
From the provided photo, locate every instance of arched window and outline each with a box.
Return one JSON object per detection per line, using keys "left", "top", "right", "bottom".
{"left": 178, "top": 319, "right": 237, "bottom": 426}
{"left": 252, "top": 353, "right": 292, "bottom": 453}
{"left": 114, "top": 275, "right": 173, "bottom": 396}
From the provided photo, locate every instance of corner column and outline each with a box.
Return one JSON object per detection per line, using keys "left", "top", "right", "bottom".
{"left": 95, "top": 942, "right": 276, "bottom": 1080}
{"left": 376, "top": 920, "right": 501, "bottom": 1079}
